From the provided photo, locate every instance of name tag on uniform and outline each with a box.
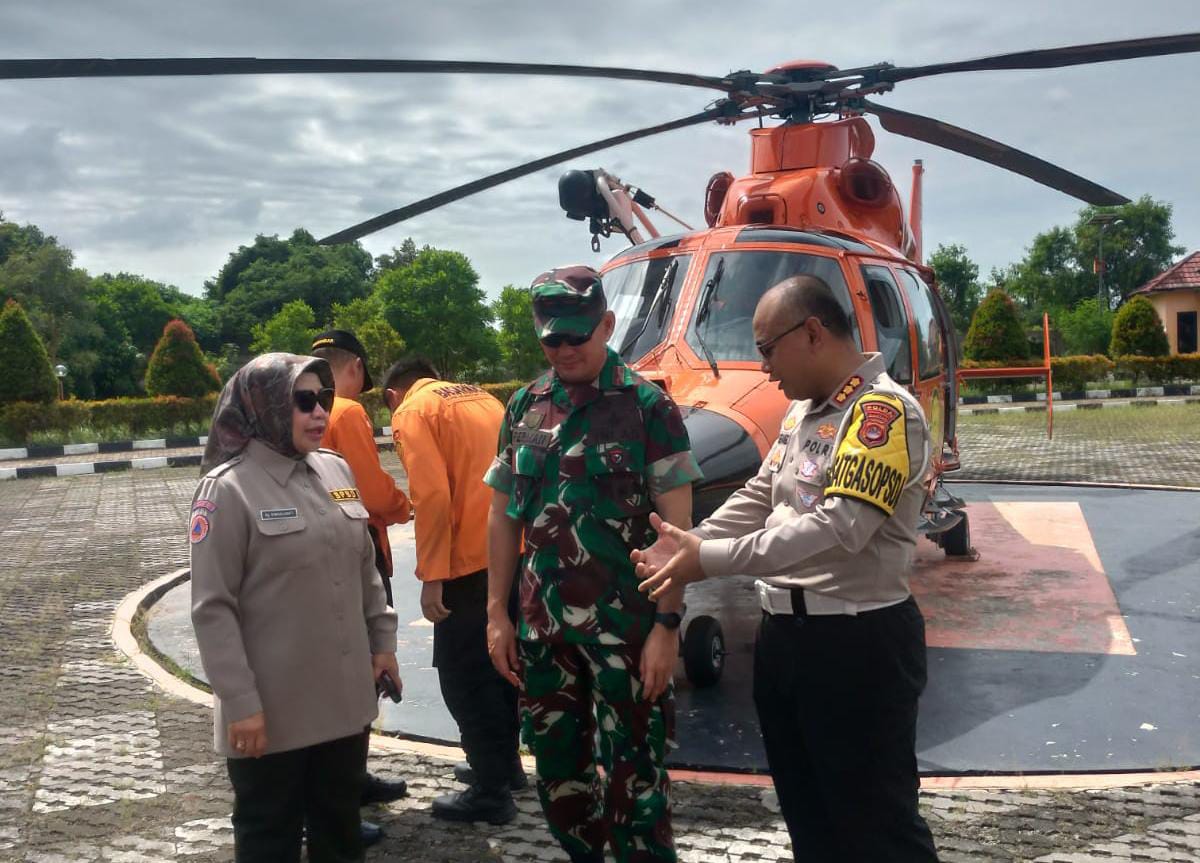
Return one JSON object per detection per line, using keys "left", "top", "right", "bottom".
{"left": 329, "top": 488, "right": 360, "bottom": 502}
{"left": 513, "top": 428, "right": 553, "bottom": 448}
{"left": 260, "top": 508, "right": 299, "bottom": 521}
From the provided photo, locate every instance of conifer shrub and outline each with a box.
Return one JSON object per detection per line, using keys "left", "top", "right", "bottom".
{"left": 1109, "top": 296, "right": 1169, "bottom": 358}
{"left": 963, "top": 289, "right": 1030, "bottom": 362}
{"left": 0, "top": 299, "right": 58, "bottom": 404}
{"left": 144, "top": 319, "right": 222, "bottom": 397}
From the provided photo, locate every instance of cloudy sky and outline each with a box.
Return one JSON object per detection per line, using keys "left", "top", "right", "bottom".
{"left": 2, "top": 1, "right": 1198, "bottom": 300}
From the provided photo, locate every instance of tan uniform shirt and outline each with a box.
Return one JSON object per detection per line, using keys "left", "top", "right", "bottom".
{"left": 695, "top": 353, "right": 930, "bottom": 603}
{"left": 189, "top": 439, "right": 398, "bottom": 757}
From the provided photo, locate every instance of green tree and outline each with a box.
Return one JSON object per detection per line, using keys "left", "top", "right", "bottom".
{"left": 373, "top": 238, "right": 422, "bottom": 276}
{"left": 492, "top": 284, "right": 544, "bottom": 379}
{"left": 145, "top": 319, "right": 222, "bottom": 397}
{"left": 207, "top": 229, "right": 373, "bottom": 348}
{"left": 90, "top": 273, "right": 176, "bottom": 355}
{"left": 1074, "top": 196, "right": 1184, "bottom": 307}
{"left": 375, "top": 248, "right": 496, "bottom": 379}
{"left": 963, "top": 289, "right": 1030, "bottom": 361}
{"left": 1006, "top": 226, "right": 1091, "bottom": 314}
{"left": 1056, "top": 298, "right": 1115, "bottom": 357}
{"left": 328, "top": 297, "right": 406, "bottom": 381}
{"left": 0, "top": 299, "right": 57, "bottom": 403}
{"left": 0, "top": 216, "right": 93, "bottom": 361}
{"left": 927, "top": 244, "right": 982, "bottom": 337}
{"left": 1109, "top": 296, "right": 1169, "bottom": 357}
{"left": 250, "top": 300, "right": 318, "bottom": 355}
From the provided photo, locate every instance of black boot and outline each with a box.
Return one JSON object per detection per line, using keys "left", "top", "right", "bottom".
{"left": 362, "top": 772, "right": 408, "bottom": 805}
{"left": 431, "top": 785, "right": 517, "bottom": 825}
{"left": 452, "top": 759, "right": 528, "bottom": 791}
{"left": 360, "top": 820, "right": 383, "bottom": 847}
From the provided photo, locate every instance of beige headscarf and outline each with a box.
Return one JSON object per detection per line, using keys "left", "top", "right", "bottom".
{"left": 201, "top": 353, "right": 333, "bottom": 472}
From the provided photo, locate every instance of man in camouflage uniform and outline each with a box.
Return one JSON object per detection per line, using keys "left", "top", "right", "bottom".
{"left": 484, "top": 266, "right": 702, "bottom": 863}
{"left": 635, "top": 275, "right": 940, "bottom": 862}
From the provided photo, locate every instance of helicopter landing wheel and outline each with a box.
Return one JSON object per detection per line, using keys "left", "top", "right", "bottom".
{"left": 942, "top": 512, "right": 972, "bottom": 557}
{"left": 682, "top": 614, "right": 725, "bottom": 688}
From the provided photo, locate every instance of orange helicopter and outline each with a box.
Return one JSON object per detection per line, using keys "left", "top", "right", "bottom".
{"left": 5, "top": 34, "right": 1198, "bottom": 579}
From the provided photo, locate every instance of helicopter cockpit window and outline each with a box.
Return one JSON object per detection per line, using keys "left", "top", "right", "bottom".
{"left": 685, "top": 251, "right": 859, "bottom": 363}
{"left": 605, "top": 254, "right": 692, "bottom": 363}
{"left": 861, "top": 265, "right": 913, "bottom": 384}
{"left": 896, "top": 269, "right": 945, "bottom": 380}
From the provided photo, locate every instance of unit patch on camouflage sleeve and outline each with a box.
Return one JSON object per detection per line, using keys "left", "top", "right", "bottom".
{"left": 825, "top": 393, "right": 910, "bottom": 515}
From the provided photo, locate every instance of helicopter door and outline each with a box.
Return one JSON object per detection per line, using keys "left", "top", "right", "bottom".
{"left": 896, "top": 268, "right": 948, "bottom": 462}
{"left": 860, "top": 265, "right": 913, "bottom": 385}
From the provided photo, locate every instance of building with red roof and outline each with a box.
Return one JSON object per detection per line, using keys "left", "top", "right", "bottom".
{"left": 1131, "top": 251, "right": 1200, "bottom": 354}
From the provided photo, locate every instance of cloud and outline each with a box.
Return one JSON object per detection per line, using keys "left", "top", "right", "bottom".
{"left": 0, "top": 0, "right": 1197, "bottom": 297}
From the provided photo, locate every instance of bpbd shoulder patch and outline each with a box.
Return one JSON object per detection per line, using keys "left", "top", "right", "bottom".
{"left": 825, "top": 393, "right": 910, "bottom": 515}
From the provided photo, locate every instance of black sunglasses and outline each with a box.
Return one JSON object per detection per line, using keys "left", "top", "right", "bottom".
{"left": 540, "top": 329, "right": 596, "bottom": 349}
{"left": 293, "top": 387, "right": 335, "bottom": 413}
{"left": 756, "top": 316, "right": 827, "bottom": 359}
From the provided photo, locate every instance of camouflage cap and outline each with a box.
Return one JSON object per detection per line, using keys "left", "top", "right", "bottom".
{"left": 530, "top": 265, "right": 606, "bottom": 339}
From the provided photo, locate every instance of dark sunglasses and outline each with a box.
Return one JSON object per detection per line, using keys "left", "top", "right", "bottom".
{"left": 540, "top": 329, "right": 595, "bottom": 349}
{"left": 756, "top": 316, "right": 827, "bottom": 360}
{"left": 293, "top": 387, "right": 335, "bottom": 413}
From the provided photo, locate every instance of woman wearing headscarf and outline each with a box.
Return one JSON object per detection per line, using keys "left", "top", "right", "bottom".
{"left": 189, "top": 353, "right": 399, "bottom": 863}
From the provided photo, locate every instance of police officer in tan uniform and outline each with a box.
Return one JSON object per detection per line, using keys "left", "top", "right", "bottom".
{"left": 635, "top": 275, "right": 940, "bottom": 862}
{"left": 191, "top": 353, "right": 400, "bottom": 863}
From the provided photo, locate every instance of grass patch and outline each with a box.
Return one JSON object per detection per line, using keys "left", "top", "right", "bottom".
{"left": 960, "top": 402, "right": 1200, "bottom": 444}
{"left": 131, "top": 603, "right": 211, "bottom": 695}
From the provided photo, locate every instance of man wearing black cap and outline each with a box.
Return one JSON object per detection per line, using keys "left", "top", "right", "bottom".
{"left": 311, "top": 329, "right": 412, "bottom": 839}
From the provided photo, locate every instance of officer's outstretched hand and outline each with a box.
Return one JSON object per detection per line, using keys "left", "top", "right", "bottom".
{"left": 634, "top": 513, "right": 706, "bottom": 600}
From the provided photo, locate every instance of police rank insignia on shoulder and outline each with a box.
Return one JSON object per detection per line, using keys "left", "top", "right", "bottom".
{"left": 832, "top": 375, "right": 864, "bottom": 406}
{"left": 825, "top": 393, "right": 909, "bottom": 515}
{"left": 329, "top": 488, "right": 360, "bottom": 502}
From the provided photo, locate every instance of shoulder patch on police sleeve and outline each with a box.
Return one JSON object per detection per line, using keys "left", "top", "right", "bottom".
{"left": 825, "top": 393, "right": 909, "bottom": 515}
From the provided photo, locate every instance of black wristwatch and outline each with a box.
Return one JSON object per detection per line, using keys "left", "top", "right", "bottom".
{"left": 654, "top": 604, "right": 685, "bottom": 631}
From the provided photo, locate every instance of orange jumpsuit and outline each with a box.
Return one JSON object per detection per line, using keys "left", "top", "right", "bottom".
{"left": 321, "top": 396, "right": 411, "bottom": 581}
{"left": 389, "top": 379, "right": 503, "bottom": 584}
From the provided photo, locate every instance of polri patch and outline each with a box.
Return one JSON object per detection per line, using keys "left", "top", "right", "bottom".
{"left": 857, "top": 400, "right": 901, "bottom": 449}
{"left": 189, "top": 512, "right": 210, "bottom": 544}
{"left": 260, "top": 508, "right": 299, "bottom": 521}
{"left": 825, "top": 393, "right": 909, "bottom": 516}
{"left": 329, "top": 488, "right": 360, "bottom": 502}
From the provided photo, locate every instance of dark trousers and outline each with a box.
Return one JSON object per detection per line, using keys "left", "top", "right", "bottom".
{"left": 433, "top": 569, "right": 519, "bottom": 791}
{"left": 226, "top": 731, "right": 368, "bottom": 863}
{"left": 753, "top": 596, "right": 939, "bottom": 863}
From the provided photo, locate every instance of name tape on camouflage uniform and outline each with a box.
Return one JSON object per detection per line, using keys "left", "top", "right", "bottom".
{"left": 513, "top": 427, "right": 554, "bottom": 448}
{"left": 329, "top": 488, "right": 360, "bottom": 502}
{"left": 825, "top": 393, "right": 909, "bottom": 515}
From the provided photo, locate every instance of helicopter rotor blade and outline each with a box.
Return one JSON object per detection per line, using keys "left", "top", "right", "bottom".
{"left": 881, "top": 32, "right": 1200, "bottom": 83}
{"left": 318, "top": 106, "right": 733, "bottom": 245}
{"left": 859, "top": 100, "right": 1129, "bottom": 206}
{"left": 0, "top": 57, "right": 733, "bottom": 92}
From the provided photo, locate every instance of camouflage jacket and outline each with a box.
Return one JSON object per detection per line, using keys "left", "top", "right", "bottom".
{"left": 484, "top": 348, "right": 702, "bottom": 646}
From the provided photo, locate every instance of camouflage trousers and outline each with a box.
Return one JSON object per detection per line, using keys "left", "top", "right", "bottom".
{"left": 519, "top": 639, "right": 676, "bottom": 863}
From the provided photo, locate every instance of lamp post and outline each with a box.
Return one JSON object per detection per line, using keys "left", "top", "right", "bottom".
{"left": 1088, "top": 213, "right": 1124, "bottom": 308}
{"left": 54, "top": 363, "right": 68, "bottom": 401}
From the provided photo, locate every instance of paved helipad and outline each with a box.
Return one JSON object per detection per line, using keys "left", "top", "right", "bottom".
{"left": 2, "top": 438, "right": 1200, "bottom": 860}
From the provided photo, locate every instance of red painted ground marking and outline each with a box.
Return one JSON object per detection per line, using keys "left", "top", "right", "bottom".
{"left": 913, "top": 502, "right": 1135, "bottom": 655}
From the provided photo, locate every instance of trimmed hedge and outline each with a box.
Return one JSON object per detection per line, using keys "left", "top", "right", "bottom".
{"left": 1110, "top": 296, "right": 1169, "bottom": 358}
{"left": 145, "top": 319, "right": 222, "bottom": 397}
{"left": 964, "top": 289, "right": 1030, "bottom": 361}
{"left": 1114, "top": 353, "right": 1200, "bottom": 387}
{"left": 0, "top": 395, "right": 217, "bottom": 446}
{"left": 0, "top": 299, "right": 57, "bottom": 404}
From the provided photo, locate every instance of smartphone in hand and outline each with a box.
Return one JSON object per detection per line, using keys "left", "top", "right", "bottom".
{"left": 377, "top": 670, "right": 402, "bottom": 704}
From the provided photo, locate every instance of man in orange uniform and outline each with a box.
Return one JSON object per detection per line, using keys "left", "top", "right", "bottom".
{"left": 311, "top": 330, "right": 412, "bottom": 830}
{"left": 382, "top": 357, "right": 522, "bottom": 826}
